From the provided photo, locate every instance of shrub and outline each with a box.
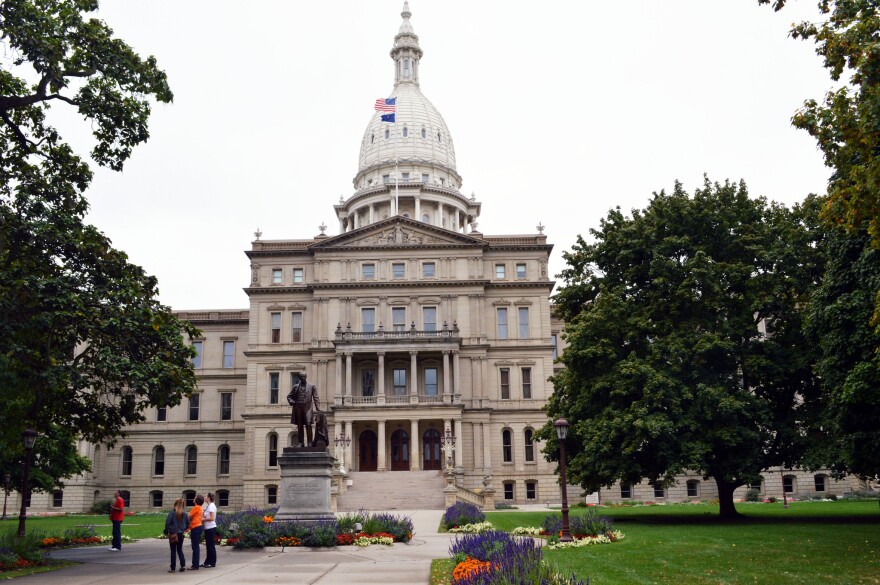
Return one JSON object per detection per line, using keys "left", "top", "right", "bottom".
{"left": 767, "top": 496, "right": 778, "bottom": 503}
{"left": 0, "top": 528, "right": 47, "bottom": 566}
{"left": 444, "top": 502, "right": 485, "bottom": 528}
{"left": 303, "top": 520, "right": 338, "bottom": 547}
{"left": 542, "top": 509, "right": 613, "bottom": 537}
{"left": 829, "top": 494, "right": 838, "bottom": 501}
{"left": 745, "top": 488, "right": 761, "bottom": 502}
{"left": 337, "top": 511, "right": 366, "bottom": 533}
{"left": 493, "top": 503, "right": 517, "bottom": 510}
{"left": 89, "top": 499, "right": 114, "bottom": 515}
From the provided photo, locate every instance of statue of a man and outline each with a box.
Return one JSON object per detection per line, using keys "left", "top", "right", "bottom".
{"left": 287, "top": 373, "right": 320, "bottom": 447}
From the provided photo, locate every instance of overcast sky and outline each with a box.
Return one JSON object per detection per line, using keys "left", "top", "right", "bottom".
{"left": 70, "top": 1, "right": 832, "bottom": 310}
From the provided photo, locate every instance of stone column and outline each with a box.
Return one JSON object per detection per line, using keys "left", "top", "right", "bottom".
{"left": 345, "top": 421, "right": 353, "bottom": 471}
{"left": 443, "top": 351, "right": 451, "bottom": 402}
{"left": 454, "top": 419, "right": 464, "bottom": 470}
{"left": 377, "top": 352, "right": 386, "bottom": 397}
{"left": 335, "top": 355, "right": 343, "bottom": 405}
{"left": 410, "top": 419, "right": 421, "bottom": 471}
{"left": 345, "top": 353, "right": 353, "bottom": 398}
{"left": 455, "top": 208, "right": 460, "bottom": 232}
{"left": 377, "top": 420, "right": 387, "bottom": 471}
{"left": 410, "top": 351, "right": 418, "bottom": 399}
{"left": 453, "top": 351, "right": 461, "bottom": 401}
{"left": 415, "top": 195, "right": 421, "bottom": 221}
{"left": 482, "top": 422, "right": 492, "bottom": 472}
{"left": 369, "top": 204, "right": 375, "bottom": 224}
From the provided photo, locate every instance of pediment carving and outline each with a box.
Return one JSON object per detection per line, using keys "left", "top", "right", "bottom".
{"left": 311, "top": 217, "right": 484, "bottom": 250}
{"left": 351, "top": 225, "right": 441, "bottom": 246}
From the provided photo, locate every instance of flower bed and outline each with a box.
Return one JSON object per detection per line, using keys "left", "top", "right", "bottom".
{"left": 443, "top": 502, "right": 486, "bottom": 530}
{"left": 448, "top": 522, "right": 494, "bottom": 534}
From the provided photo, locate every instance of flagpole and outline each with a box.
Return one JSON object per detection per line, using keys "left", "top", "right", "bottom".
{"left": 394, "top": 106, "right": 399, "bottom": 217}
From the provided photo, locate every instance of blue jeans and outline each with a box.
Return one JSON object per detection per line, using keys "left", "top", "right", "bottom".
{"left": 189, "top": 526, "right": 203, "bottom": 568}
{"left": 112, "top": 520, "right": 122, "bottom": 549}
{"left": 169, "top": 533, "right": 185, "bottom": 569}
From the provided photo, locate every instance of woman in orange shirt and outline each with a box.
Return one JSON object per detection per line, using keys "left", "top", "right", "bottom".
{"left": 186, "top": 495, "right": 204, "bottom": 570}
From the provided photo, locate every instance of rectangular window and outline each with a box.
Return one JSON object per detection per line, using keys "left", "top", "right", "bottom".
{"left": 156, "top": 406, "right": 167, "bottom": 422}
{"left": 269, "top": 372, "right": 280, "bottom": 405}
{"left": 814, "top": 475, "right": 826, "bottom": 492}
{"left": 188, "top": 394, "right": 200, "bottom": 421}
{"left": 184, "top": 491, "right": 196, "bottom": 506}
{"left": 423, "top": 306, "right": 437, "bottom": 332}
{"left": 222, "top": 340, "right": 235, "bottom": 368}
{"left": 293, "top": 268, "right": 304, "bottom": 283}
{"left": 362, "top": 308, "right": 376, "bottom": 333}
{"left": 518, "top": 307, "right": 529, "bottom": 339}
{"left": 687, "top": 480, "right": 699, "bottom": 498}
{"left": 291, "top": 311, "right": 303, "bottom": 342}
{"left": 620, "top": 484, "right": 632, "bottom": 499}
{"left": 362, "top": 263, "right": 375, "bottom": 279}
{"left": 516, "top": 263, "right": 527, "bottom": 278}
{"left": 53, "top": 490, "right": 63, "bottom": 508}
{"left": 653, "top": 484, "right": 665, "bottom": 499}
{"left": 271, "top": 312, "right": 281, "bottom": 343}
{"left": 218, "top": 490, "right": 229, "bottom": 507}
{"left": 495, "top": 264, "right": 506, "bottom": 279}
{"left": 392, "top": 263, "right": 405, "bottom": 278}
{"left": 220, "top": 392, "right": 233, "bottom": 421}
{"left": 152, "top": 491, "right": 163, "bottom": 508}
{"left": 393, "top": 369, "right": 407, "bottom": 395}
{"left": 526, "top": 481, "right": 536, "bottom": 500}
{"left": 497, "top": 308, "right": 508, "bottom": 339}
{"left": 267, "top": 486, "right": 277, "bottom": 505}
{"left": 382, "top": 174, "right": 390, "bottom": 184}
{"left": 551, "top": 334, "right": 558, "bottom": 360}
{"left": 272, "top": 268, "right": 282, "bottom": 284}
{"left": 392, "top": 307, "right": 406, "bottom": 332}
{"left": 500, "top": 368, "right": 510, "bottom": 400}
{"left": 192, "top": 341, "right": 203, "bottom": 368}
{"left": 362, "top": 370, "right": 375, "bottom": 396}
{"left": 504, "top": 483, "right": 514, "bottom": 501}
{"left": 423, "top": 262, "right": 435, "bottom": 277}
{"left": 521, "top": 367, "right": 532, "bottom": 399}
{"left": 421, "top": 173, "right": 429, "bottom": 183}
{"left": 424, "top": 368, "right": 438, "bottom": 395}
{"left": 402, "top": 172, "right": 410, "bottom": 180}
{"left": 783, "top": 476, "right": 794, "bottom": 493}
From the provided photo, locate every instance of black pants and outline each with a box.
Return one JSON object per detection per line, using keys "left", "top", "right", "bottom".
{"left": 169, "top": 533, "right": 185, "bottom": 569}
{"left": 204, "top": 527, "right": 217, "bottom": 566}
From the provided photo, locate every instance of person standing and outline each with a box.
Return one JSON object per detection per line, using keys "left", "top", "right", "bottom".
{"left": 108, "top": 490, "right": 125, "bottom": 551}
{"left": 202, "top": 493, "right": 218, "bottom": 568}
{"left": 186, "top": 494, "right": 204, "bottom": 570}
{"left": 164, "top": 498, "right": 189, "bottom": 573}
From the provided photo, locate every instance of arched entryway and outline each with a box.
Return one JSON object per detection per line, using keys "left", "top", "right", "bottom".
{"left": 390, "top": 429, "right": 410, "bottom": 471}
{"left": 359, "top": 430, "right": 378, "bottom": 471}
{"left": 423, "top": 429, "right": 442, "bottom": 470}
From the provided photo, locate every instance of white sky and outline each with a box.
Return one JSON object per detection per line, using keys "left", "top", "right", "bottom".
{"left": 69, "top": 0, "right": 832, "bottom": 310}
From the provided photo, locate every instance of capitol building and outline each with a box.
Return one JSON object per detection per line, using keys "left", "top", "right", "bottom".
{"left": 22, "top": 3, "right": 860, "bottom": 513}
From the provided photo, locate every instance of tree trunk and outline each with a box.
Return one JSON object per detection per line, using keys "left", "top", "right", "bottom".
{"left": 715, "top": 478, "right": 743, "bottom": 519}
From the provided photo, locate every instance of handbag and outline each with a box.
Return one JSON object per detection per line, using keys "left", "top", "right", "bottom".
{"left": 169, "top": 532, "right": 179, "bottom": 544}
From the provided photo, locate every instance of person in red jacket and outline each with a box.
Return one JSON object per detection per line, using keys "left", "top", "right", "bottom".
{"left": 109, "top": 490, "right": 125, "bottom": 551}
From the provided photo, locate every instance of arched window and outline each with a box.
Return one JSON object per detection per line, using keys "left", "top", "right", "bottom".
{"left": 421, "top": 127, "right": 426, "bottom": 139}
{"left": 120, "top": 446, "right": 133, "bottom": 476}
{"left": 218, "top": 445, "right": 231, "bottom": 475}
{"left": 268, "top": 433, "right": 279, "bottom": 467}
{"left": 370, "top": 133, "right": 374, "bottom": 144}
{"left": 153, "top": 446, "right": 165, "bottom": 476}
{"left": 183, "top": 490, "right": 196, "bottom": 506}
{"left": 523, "top": 429, "right": 535, "bottom": 462}
{"left": 185, "top": 445, "right": 198, "bottom": 475}
{"left": 288, "top": 431, "right": 296, "bottom": 448}
{"left": 422, "top": 213, "right": 430, "bottom": 223}
{"left": 437, "top": 132, "right": 442, "bottom": 142}
{"left": 502, "top": 429, "right": 513, "bottom": 463}
{"left": 403, "top": 126, "right": 408, "bottom": 137}
{"left": 385, "top": 128, "right": 390, "bottom": 140}
{"left": 151, "top": 491, "right": 163, "bottom": 508}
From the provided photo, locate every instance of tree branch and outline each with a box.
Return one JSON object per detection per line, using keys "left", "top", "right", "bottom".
{"left": 0, "top": 109, "right": 33, "bottom": 150}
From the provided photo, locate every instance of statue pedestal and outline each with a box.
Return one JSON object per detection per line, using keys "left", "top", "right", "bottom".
{"left": 275, "top": 447, "right": 335, "bottom": 526}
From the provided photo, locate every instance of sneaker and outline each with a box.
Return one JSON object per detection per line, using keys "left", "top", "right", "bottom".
{"left": 168, "top": 569, "right": 176, "bottom": 573}
{"left": 108, "top": 547, "right": 120, "bottom": 551}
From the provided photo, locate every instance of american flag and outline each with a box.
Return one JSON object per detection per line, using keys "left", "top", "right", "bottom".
{"left": 374, "top": 98, "right": 396, "bottom": 112}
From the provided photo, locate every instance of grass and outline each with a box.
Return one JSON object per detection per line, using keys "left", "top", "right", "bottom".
{"left": 0, "top": 514, "right": 167, "bottom": 540}
{"left": 0, "top": 559, "right": 77, "bottom": 578}
{"left": 447, "top": 500, "right": 880, "bottom": 585}
{"left": 431, "top": 558, "right": 456, "bottom": 585}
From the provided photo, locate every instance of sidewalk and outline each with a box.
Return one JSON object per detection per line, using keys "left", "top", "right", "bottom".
{"left": 30, "top": 510, "right": 452, "bottom": 585}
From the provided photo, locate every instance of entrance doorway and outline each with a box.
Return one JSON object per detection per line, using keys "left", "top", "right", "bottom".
{"left": 359, "top": 430, "right": 378, "bottom": 471}
{"left": 423, "top": 429, "right": 442, "bottom": 470}
{"left": 390, "top": 429, "right": 410, "bottom": 471}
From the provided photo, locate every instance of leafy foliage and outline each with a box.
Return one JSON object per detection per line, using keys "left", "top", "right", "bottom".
{"left": 541, "top": 509, "right": 614, "bottom": 537}
{"left": 444, "top": 502, "right": 486, "bottom": 528}
{"left": 0, "top": 0, "right": 197, "bottom": 488}
{"left": 760, "top": 1, "right": 880, "bottom": 245}
{"left": 543, "top": 178, "right": 822, "bottom": 517}
{"left": 0, "top": 425, "right": 89, "bottom": 494}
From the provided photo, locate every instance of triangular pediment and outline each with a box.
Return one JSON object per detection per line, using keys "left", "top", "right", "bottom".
{"left": 310, "top": 217, "right": 485, "bottom": 250}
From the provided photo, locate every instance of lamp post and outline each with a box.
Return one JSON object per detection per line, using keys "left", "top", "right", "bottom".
{"left": 18, "top": 429, "right": 37, "bottom": 537}
{"left": 334, "top": 431, "right": 352, "bottom": 474}
{"left": 442, "top": 428, "right": 456, "bottom": 471}
{"left": 2, "top": 473, "right": 10, "bottom": 520}
{"left": 554, "top": 418, "right": 573, "bottom": 542}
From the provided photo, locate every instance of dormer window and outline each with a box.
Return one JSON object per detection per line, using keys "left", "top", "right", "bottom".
{"left": 370, "top": 133, "right": 375, "bottom": 144}
{"left": 403, "top": 126, "right": 408, "bottom": 138}
{"left": 421, "top": 127, "right": 426, "bottom": 139}
{"left": 385, "top": 129, "right": 390, "bottom": 140}
{"left": 437, "top": 132, "right": 442, "bottom": 142}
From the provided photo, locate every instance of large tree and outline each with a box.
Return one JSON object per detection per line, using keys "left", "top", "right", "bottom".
{"left": 542, "top": 179, "right": 822, "bottom": 518}
{"left": 0, "top": 0, "right": 198, "bottom": 487}
{"left": 760, "top": 0, "right": 880, "bottom": 244}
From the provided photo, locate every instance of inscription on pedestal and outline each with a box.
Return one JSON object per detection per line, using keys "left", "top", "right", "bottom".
{"left": 274, "top": 448, "right": 336, "bottom": 526}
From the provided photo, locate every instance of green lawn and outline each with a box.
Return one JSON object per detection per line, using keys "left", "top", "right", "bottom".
{"left": 0, "top": 514, "right": 167, "bottom": 540}
{"left": 476, "top": 501, "right": 880, "bottom": 584}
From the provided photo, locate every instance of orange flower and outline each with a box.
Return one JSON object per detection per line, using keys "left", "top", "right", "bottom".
{"left": 452, "top": 556, "right": 493, "bottom": 583}
{"left": 262, "top": 515, "right": 274, "bottom": 523}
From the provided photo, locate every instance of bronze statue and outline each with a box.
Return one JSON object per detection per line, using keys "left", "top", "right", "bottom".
{"left": 287, "top": 373, "right": 320, "bottom": 447}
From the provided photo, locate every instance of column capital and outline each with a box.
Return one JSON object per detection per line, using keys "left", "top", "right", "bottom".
{"left": 410, "top": 350, "right": 418, "bottom": 356}
{"left": 377, "top": 351, "right": 386, "bottom": 357}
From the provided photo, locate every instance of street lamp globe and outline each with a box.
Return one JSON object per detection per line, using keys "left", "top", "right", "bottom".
{"left": 554, "top": 418, "right": 569, "bottom": 440}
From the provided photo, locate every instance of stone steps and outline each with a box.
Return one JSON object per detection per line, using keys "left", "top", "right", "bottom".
{"left": 337, "top": 470, "right": 446, "bottom": 511}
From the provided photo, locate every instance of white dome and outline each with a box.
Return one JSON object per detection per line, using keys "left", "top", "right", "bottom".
{"left": 356, "top": 83, "right": 457, "bottom": 181}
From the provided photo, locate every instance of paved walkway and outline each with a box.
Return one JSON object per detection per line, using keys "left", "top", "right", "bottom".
{"left": 29, "top": 510, "right": 453, "bottom": 585}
